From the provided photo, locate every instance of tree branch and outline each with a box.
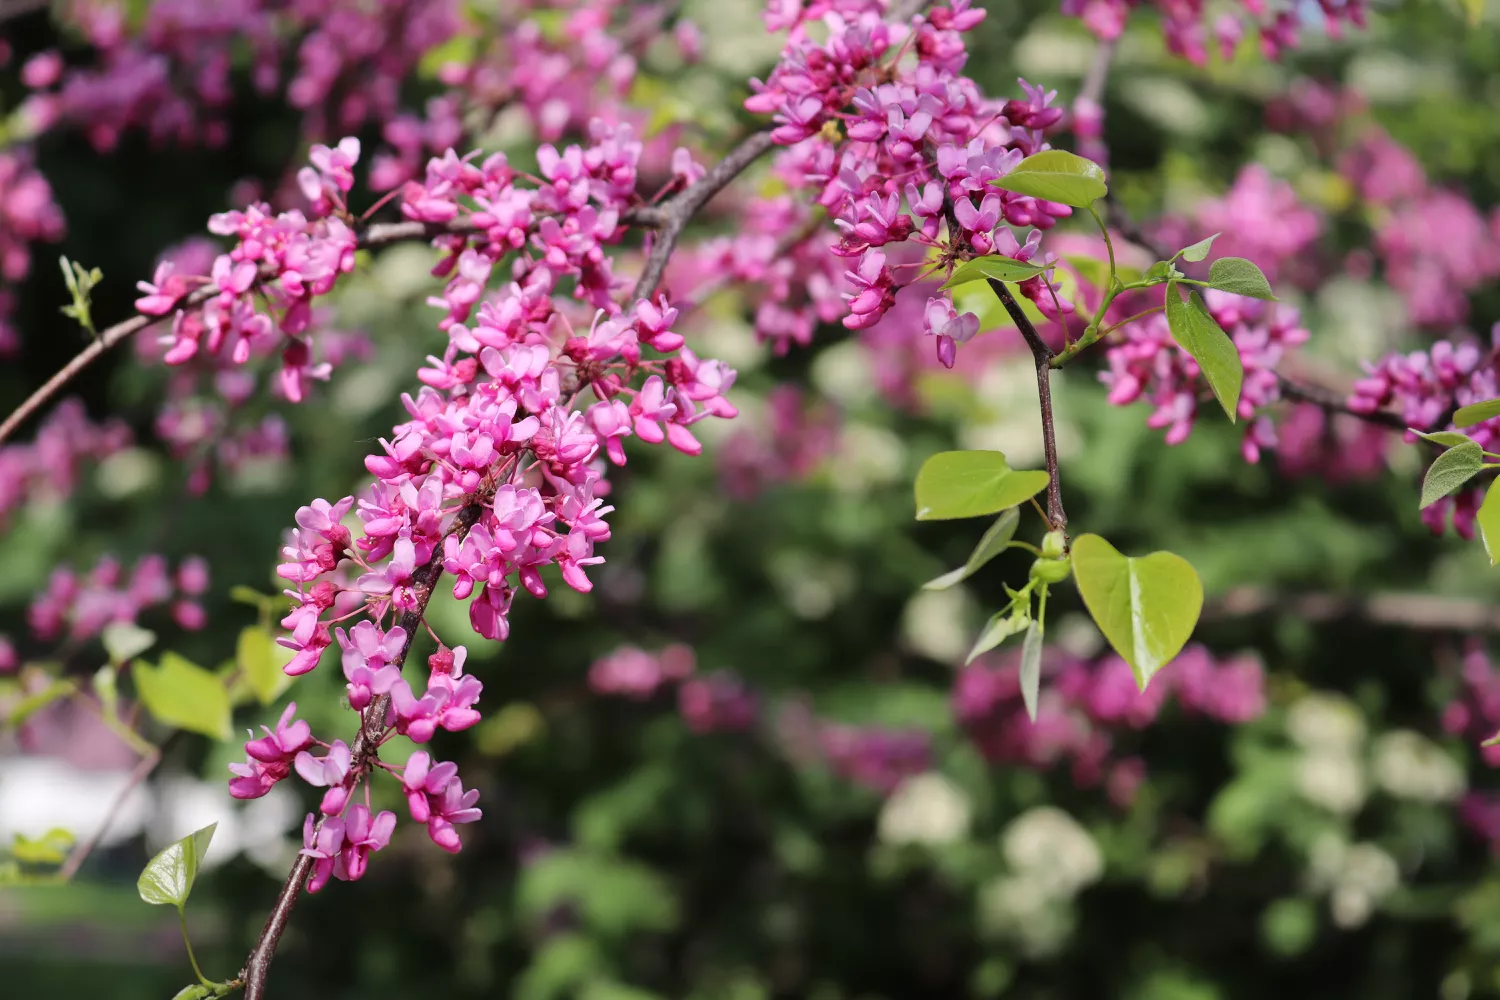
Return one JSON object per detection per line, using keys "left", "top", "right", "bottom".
{"left": 56, "top": 738, "right": 166, "bottom": 881}
{"left": 986, "top": 278, "right": 1067, "bottom": 529}
{"left": 0, "top": 211, "right": 661, "bottom": 448}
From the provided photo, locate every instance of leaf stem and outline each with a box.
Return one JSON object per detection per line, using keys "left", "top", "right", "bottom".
{"left": 181, "top": 907, "right": 213, "bottom": 987}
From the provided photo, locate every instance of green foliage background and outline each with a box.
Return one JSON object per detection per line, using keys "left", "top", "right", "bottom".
{"left": 5, "top": 2, "right": 1500, "bottom": 998}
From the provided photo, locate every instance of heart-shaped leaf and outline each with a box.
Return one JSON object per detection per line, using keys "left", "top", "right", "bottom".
{"left": 1071, "top": 534, "right": 1204, "bottom": 690}
{"left": 1419, "top": 440, "right": 1485, "bottom": 509}
{"left": 1175, "top": 233, "right": 1220, "bottom": 262}
{"left": 138, "top": 822, "right": 217, "bottom": 909}
{"left": 1018, "top": 620, "right": 1043, "bottom": 722}
{"left": 1479, "top": 481, "right": 1500, "bottom": 566}
{"left": 924, "top": 508, "right": 1021, "bottom": 590}
{"left": 134, "top": 652, "right": 232, "bottom": 740}
{"left": 991, "top": 149, "right": 1107, "bottom": 208}
{"left": 1455, "top": 398, "right": 1500, "bottom": 428}
{"left": 1165, "top": 283, "right": 1243, "bottom": 422}
{"left": 914, "top": 451, "right": 1049, "bottom": 521}
{"left": 941, "top": 255, "right": 1048, "bottom": 290}
{"left": 1207, "top": 257, "right": 1277, "bottom": 300}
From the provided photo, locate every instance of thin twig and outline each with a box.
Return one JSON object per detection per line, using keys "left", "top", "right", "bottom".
{"left": 0, "top": 211, "right": 661, "bottom": 448}
{"left": 56, "top": 741, "right": 164, "bottom": 881}
{"left": 240, "top": 503, "right": 484, "bottom": 1000}
{"left": 1078, "top": 38, "right": 1115, "bottom": 108}
{"left": 1275, "top": 373, "right": 1408, "bottom": 431}
{"left": 987, "top": 278, "right": 1067, "bottom": 529}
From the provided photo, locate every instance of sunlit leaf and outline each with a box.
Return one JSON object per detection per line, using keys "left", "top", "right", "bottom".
{"left": 991, "top": 149, "right": 1107, "bottom": 207}
{"left": 1165, "top": 283, "right": 1243, "bottom": 422}
{"left": 966, "top": 605, "right": 1031, "bottom": 663}
{"left": 940, "top": 255, "right": 1048, "bottom": 290}
{"left": 1455, "top": 398, "right": 1500, "bottom": 428}
{"left": 1070, "top": 534, "right": 1203, "bottom": 690}
{"left": 137, "top": 822, "right": 216, "bottom": 909}
{"left": 237, "top": 626, "right": 293, "bottom": 705}
{"left": 134, "top": 652, "right": 232, "bottom": 740}
{"left": 924, "top": 508, "right": 1021, "bottom": 589}
{"left": 1478, "top": 481, "right": 1500, "bottom": 566}
{"left": 101, "top": 622, "right": 156, "bottom": 665}
{"left": 914, "top": 451, "right": 1049, "bottom": 521}
{"left": 1175, "top": 233, "right": 1219, "bottom": 262}
{"left": 1419, "top": 440, "right": 1485, "bottom": 509}
{"left": 1207, "top": 257, "right": 1277, "bottom": 300}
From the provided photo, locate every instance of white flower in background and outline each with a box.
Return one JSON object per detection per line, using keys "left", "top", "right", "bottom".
{"left": 878, "top": 772, "right": 972, "bottom": 846}
{"left": 976, "top": 874, "right": 1075, "bottom": 958}
{"left": 901, "top": 587, "right": 977, "bottom": 664}
{"left": 1304, "top": 833, "right": 1400, "bottom": 930}
{"left": 1371, "top": 730, "right": 1466, "bottom": 803}
{"left": 1002, "top": 806, "right": 1103, "bottom": 899}
{"left": 0, "top": 756, "right": 151, "bottom": 846}
{"left": 148, "top": 776, "right": 300, "bottom": 873}
{"left": 1297, "top": 751, "right": 1367, "bottom": 815}
{"left": 1287, "top": 693, "right": 1367, "bottom": 754}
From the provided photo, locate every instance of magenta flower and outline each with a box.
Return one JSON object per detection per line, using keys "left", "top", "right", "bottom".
{"left": 295, "top": 740, "right": 353, "bottom": 815}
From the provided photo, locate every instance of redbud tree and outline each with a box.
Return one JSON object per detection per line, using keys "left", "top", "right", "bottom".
{"left": 3, "top": 0, "right": 1500, "bottom": 997}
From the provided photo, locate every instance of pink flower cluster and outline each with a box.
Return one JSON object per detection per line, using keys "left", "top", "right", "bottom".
{"left": 741, "top": 1, "right": 1088, "bottom": 367}
{"left": 1348, "top": 330, "right": 1500, "bottom": 537}
{"left": 220, "top": 115, "right": 737, "bottom": 882}
{"left": 588, "top": 643, "right": 696, "bottom": 699}
{"left": 1059, "top": 0, "right": 1367, "bottom": 65}
{"left": 24, "top": 0, "right": 459, "bottom": 152}
{"left": 1157, "top": 165, "right": 1323, "bottom": 285}
{"left": 1101, "top": 291, "right": 1310, "bottom": 461}
{"left": 27, "top": 553, "right": 209, "bottom": 643}
{"left": 1441, "top": 640, "right": 1500, "bottom": 766}
{"left": 0, "top": 399, "right": 131, "bottom": 527}
{"left": 140, "top": 140, "right": 361, "bottom": 404}
{"left": 0, "top": 148, "right": 67, "bottom": 358}
{"left": 718, "top": 387, "right": 841, "bottom": 500}
{"left": 954, "top": 642, "right": 1266, "bottom": 806}
{"left": 1341, "top": 130, "right": 1500, "bottom": 328}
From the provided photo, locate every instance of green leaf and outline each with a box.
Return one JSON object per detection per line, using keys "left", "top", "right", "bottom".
{"left": 914, "top": 451, "right": 1049, "bottom": 521}
{"left": 940, "top": 255, "right": 1048, "bottom": 290}
{"left": 101, "top": 622, "right": 156, "bottom": 666}
{"left": 237, "top": 626, "right": 293, "bottom": 705}
{"left": 1018, "top": 620, "right": 1043, "bottom": 722}
{"left": 1412, "top": 429, "right": 1476, "bottom": 448}
{"left": 1480, "top": 482, "right": 1500, "bottom": 566}
{"left": 12, "top": 828, "right": 75, "bottom": 865}
{"left": 967, "top": 605, "right": 1031, "bottom": 663}
{"left": 1461, "top": 0, "right": 1484, "bottom": 26}
{"left": 1165, "top": 283, "right": 1243, "bottom": 422}
{"left": 990, "top": 149, "right": 1107, "bottom": 207}
{"left": 134, "top": 652, "right": 232, "bottom": 740}
{"left": 1419, "top": 440, "right": 1485, "bottom": 509}
{"left": 1145, "top": 261, "right": 1176, "bottom": 282}
{"left": 169, "top": 986, "right": 213, "bottom": 1000}
{"left": 1206, "top": 257, "right": 1277, "bottom": 300}
{"left": 1175, "top": 233, "right": 1219, "bottom": 263}
{"left": 923, "top": 508, "right": 1021, "bottom": 590}
{"left": 137, "top": 823, "right": 216, "bottom": 909}
{"left": 229, "top": 585, "right": 271, "bottom": 609}
{"left": 6, "top": 675, "right": 78, "bottom": 727}
{"left": 1455, "top": 398, "right": 1500, "bottom": 428}
{"left": 1070, "top": 534, "right": 1203, "bottom": 690}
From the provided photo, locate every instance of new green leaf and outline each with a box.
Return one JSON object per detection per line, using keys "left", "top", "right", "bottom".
{"left": 924, "top": 508, "right": 1021, "bottom": 590}
{"left": 1455, "top": 398, "right": 1500, "bottom": 428}
{"left": 967, "top": 606, "right": 1030, "bottom": 663}
{"left": 914, "top": 450, "right": 1049, "bottom": 521}
{"left": 1071, "top": 534, "right": 1203, "bottom": 690}
{"left": 101, "top": 621, "right": 156, "bottom": 666}
{"left": 1018, "top": 620, "right": 1043, "bottom": 722}
{"left": 1207, "top": 257, "right": 1277, "bottom": 300}
{"left": 1175, "top": 233, "right": 1219, "bottom": 262}
{"left": 1419, "top": 440, "right": 1485, "bottom": 509}
{"left": 1413, "top": 429, "right": 1477, "bottom": 448}
{"left": 138, "top": 822, "right": 217, "bottom": 909}
{"left": 941, "top": 255, "right": 1048, "bottom": 290}
{"left": 1479, "top": 481, "right": 1500, "bottom": 566}
{"left": 1165, "top": 283, "right": 1243, "bottom": 421}
{"left": 990, "top": 149, "right": 1107, "bottom": 208}
{"left": 237, "top": 626, "right": 293, "bottom": 705}
{"left": 134, "top": 652, "right": 232, "bottom": 740}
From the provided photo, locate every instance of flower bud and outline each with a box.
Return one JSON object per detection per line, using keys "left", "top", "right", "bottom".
{"left": 1029, "top": 556, "right": 1071, "bottom": 585}
{"left": 1040, "top": 530, "right": 1067, "bottom": 560}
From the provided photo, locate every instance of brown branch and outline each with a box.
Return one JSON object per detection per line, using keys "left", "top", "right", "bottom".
{"left": 1207, "top": 585, "right": 1500, "bottom": 632}
{"left": 56, "top": 739, "right": 166, "bottom": 881}
{"left": 240, "top": 502, "right": 484, "bottom": 1000}
{"left": 0, "top": 211, "right": 663, "bottom": 448}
